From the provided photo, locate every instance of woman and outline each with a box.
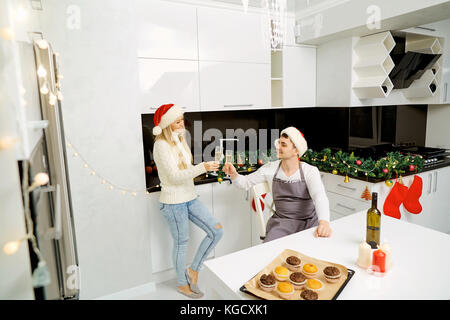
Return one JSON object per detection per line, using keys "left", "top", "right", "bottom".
{"left": 152, "top": 103, "right": 223, "bottom": 299}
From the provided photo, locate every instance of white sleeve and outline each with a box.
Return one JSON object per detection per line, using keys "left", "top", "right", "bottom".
{"left": 231, "top": 163, "right": 272, "bottom": 191}
{"left": 303, "top": 164, "right": 330, "bottom": 222}
{"left": 153, "top": 140, "right": 206, "bottom": 185}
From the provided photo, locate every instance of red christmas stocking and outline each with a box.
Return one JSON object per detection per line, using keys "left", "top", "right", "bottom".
{"left": 383, "top": 181, "right": 408, "bottom": 219}
{"left": 403, "top": 175, "right": 423, "bottom": 214}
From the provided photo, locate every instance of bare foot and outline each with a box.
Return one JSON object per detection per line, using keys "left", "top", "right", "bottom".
{"left": 188, "top": 267, "right": 198, "bottom": 284}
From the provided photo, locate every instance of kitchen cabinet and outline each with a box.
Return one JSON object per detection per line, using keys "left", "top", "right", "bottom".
{"left": 271, "top": 45, "right": 316, "bottom": 107}
{"left": 134, "top": 0, "right": 198, "bottom": 60}
{"left": 322, "top": 167, "right": 450, "bottom": 234}
{"left": 199, "top": 61, "right": 270, "bottom": 110}
{"left": 148, "top": 184, "right": 214, "bottom": 274}
{"left": 138, "top": 58, "right": 200, "bottom": 113}
{"left": 197, "top": 6, "right": 270, "bottom": 64}
{"left": 404, "top": 167, "right": 450, "bottom": 234}
{"left": 212, "top": 182, "right": 252, "bottom": 257}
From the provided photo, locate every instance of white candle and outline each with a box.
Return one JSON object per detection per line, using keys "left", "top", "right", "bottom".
{"left": 380, "top": 243, "right": 392, "bottom": 271}
{"left": 357, "top": 242, "right": 372, "bottom": 269}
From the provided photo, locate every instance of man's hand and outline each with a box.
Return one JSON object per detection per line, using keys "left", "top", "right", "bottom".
{"left": 223, "top": 163, "right": 238, "bottom": 179}
{"left": 314, "top": 220, "right": 332, "bottom": 238}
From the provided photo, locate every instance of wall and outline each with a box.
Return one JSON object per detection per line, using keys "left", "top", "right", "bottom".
{"left": 426, "top": 104, "right": 450, "bottom": 148}
{"left": 0, "top": 0, "right": 35, "bottom": 299}
{"left": 38, "top": 0, "right": 152, "bottom": 299}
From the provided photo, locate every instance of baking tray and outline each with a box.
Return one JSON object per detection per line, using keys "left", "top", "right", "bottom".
{"left": 239, "top": 268, "right": 355, "bottom": 300}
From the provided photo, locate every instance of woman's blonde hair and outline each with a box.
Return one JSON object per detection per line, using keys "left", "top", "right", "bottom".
{"left": 154, "top": 126, "right": 192, "bottom": 170}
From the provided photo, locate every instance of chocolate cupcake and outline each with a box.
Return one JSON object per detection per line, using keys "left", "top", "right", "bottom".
{"left": 289, "top": 272, "right": 307, "bottom": 290}
{"left": 258, "top": 274, "right": 276, "bottom": 292}
{"left": 300, "top": 289, "right": 318, "bottom": 300}
{"left": 285, "top": 256, "right": 301, "bottom": 271}
{"left": 323, "top": 266, "right": 341, "bottom": 283}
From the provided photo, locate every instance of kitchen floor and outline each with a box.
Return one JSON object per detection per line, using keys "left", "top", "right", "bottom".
{"left": 132, "top": 276, "right": 209, "bottom": 300}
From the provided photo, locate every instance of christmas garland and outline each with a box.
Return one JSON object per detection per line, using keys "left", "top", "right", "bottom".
{"left": 301, "top": 148, "right": 425, "bottom": 180}
{"left": 214, "top": 148, "right": 425, "bottom": 183}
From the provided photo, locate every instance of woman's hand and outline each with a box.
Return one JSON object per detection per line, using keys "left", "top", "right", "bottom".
{"left": 204, "top": 161, "right": 220, "bottom": 172}
{"left": 223, "top": 163, "right": 238, "bottom": 179}
{"left": 314, "top": 220, "right": 332, "bottom": 238}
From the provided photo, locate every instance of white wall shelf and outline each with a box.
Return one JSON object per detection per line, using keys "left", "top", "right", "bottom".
{"left": 406, "top": 34, "right": 442, "bottom": 54}
{"left": 352, "top": 31, "right": 395, "bottom": 100}
{"left": 403, "top": 69, "right": 437, "bottom": 98}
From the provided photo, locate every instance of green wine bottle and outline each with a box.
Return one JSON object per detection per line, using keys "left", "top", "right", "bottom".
{"left": 366, "top": 192, "right": 381, "bottom": 249}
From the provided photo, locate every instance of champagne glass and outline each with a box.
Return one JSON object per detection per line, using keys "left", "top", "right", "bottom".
{"left": 225, "top": 150, "right": 233, "bottom": 178}
{"left": 214, "top": 146, "right": 223, "bottom": 173}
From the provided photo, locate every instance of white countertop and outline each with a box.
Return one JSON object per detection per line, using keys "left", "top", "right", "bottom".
{"left": 203, "top": 211, "right": 450, "bottom": 300}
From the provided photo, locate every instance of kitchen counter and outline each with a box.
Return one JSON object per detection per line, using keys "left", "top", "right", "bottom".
{"left": 202, "top": 211, "right": 450, "bottom": 300}
{"left": 147, "top": 157, "right": 450, "bottom": 192}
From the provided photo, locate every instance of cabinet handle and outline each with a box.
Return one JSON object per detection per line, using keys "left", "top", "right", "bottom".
{"left": 336, "top": 203, "right": 356, "bottom": 212}
{"left": 337, "top": 183, "right": 356, "bottom": 191}
{"left": 428, "top": 173, "right": 432, "bottom": 195}
{"left": 433, "top": 171, "right": 438, "bottom": 193}
{"left": 444, "top": 82, "right": 448, "bottom": 103}
{"left": 223, "top": 104, "right": 254, "bottom": 108}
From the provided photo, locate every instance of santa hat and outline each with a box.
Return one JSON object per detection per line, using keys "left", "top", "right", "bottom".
{"left": 152, "top": 104, "right": 184, "bottom": 135}
{"left": 280, "top": 127, "right": 308, "bottom": 157}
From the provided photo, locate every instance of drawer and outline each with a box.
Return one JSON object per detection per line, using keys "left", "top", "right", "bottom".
{"left": 327, "top": 191, "right": 370, "bottom": 216}
{"left": 323, "top": 172, "right": 371, "bottom": 202}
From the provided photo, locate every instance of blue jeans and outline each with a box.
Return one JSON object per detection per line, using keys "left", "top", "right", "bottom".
{"left": 159, "top": 198, "right": 223, "bottom": 286}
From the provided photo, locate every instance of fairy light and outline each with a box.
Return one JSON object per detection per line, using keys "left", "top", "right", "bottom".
{"left": 35, "top": 39, "right": 48, "bottom": 50}
{"left": 40, "top": 82, "right": 49, "bottom": 94}
{"left": 48, "top": 92, "right": 56, "bottom": 105}
{"left": 37, "top": 65, "right": 47, "bottom": 78}
{"left": 66, "top": 139, "right": 153, "bottom": 196}
{"left": 0, "top": 136, "right": 19, "bottom": 150}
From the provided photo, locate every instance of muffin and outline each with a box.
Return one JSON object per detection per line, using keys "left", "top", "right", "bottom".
{"left": 300, "top": 289, "right": 319, "bottom": 300}
{"left": 289, "top": 272, "right": 307, "bottom": 290}
{"left": 285, "top": 256, "right": 301, "bottom": 271}
{"left": 305, "top": 278, "right": 324, "bottom": 291}
{"left": 258, "top": 274, "right": 276, "bottom": 292}
{"left": 273, "top": 266, "right": 289, "bottom": 281}
{"left": 323, "top": 266, "right": 342, "bottom": 283}
{"left": 302, "top": 263, "right": 318, "bottom": 278}
{"left": 276, "top": 282, "right": 295, "bottom": 300}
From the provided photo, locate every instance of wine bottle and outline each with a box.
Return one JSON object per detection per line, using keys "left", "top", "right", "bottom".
{"left": 366, "top": 192, "right": 381, "bottom": 249}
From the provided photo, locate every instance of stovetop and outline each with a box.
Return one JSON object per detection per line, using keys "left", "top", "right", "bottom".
{"left": 344, "top": 144, "right": 449, "bottom": 168}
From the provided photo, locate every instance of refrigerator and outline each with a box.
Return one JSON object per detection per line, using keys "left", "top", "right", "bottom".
{"left": 19, "top": 37, "right": 80, "bottom": 300}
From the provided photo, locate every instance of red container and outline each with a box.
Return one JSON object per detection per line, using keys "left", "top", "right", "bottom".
{"left": 372, "top": 249, "right": 386, "bottom": 273}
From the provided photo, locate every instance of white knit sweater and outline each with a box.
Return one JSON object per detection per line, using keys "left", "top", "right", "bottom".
{"left": 153, "top": 139, "right": 206, "bottom": 204}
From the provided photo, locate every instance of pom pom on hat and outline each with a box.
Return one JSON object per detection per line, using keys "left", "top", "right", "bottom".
{"left": 152, "top": 126, "right": 162, "bottom": 135}
{"left": 152, "top": 103, "right": 184, "bottom": 135}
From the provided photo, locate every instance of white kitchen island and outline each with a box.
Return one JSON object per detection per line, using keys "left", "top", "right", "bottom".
{"left": 202, "top": 211, "right": 450, "bottom": 300}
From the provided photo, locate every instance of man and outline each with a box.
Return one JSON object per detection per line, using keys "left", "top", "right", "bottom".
{"left": 223, "top": 127, "right": 332, "bottom": 242}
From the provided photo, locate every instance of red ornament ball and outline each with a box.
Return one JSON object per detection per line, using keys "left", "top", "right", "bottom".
{"left": 356, "top": 160, "right": 362, "bottom": 166}
{"left": 409, "top": 165, "right": 415, "bottom": 171}
{"left": 382, "top": 168, "right": 389, "bottom": 174}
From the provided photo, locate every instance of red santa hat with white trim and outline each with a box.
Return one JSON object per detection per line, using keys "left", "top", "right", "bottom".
{"left": 152, "top": 103, "right": 184, "bottom": 135}
{"left": 280, "top": 127, "right": 308, "bottom": 157}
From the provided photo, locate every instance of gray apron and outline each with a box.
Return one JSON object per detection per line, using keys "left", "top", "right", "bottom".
{"left": 264, "top": 161, "right": 319, "bottom": 243}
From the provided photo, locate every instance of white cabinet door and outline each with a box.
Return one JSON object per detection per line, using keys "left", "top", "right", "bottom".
{"left": 283, "top": 46, "right": 316, "bottom": 107}
{"left": 212, "top": 182, "right": 252, "bottom": 257}
{"left": 148, "top": 184, "right": 213, "bottom": 274}
{"left": 197, "top": 6, "right": 270, "bottom": 63}
{"left": 402, "top": 171, "right": 450, "bottom": 233}
{"left": 199, "top": 61, "right": 270, "bottom": 110}
{"left": 134, "top": 0, "right": 198, "bottom": 60}
{"left": 138, "top": 58, "right": 200, "bottom": 113}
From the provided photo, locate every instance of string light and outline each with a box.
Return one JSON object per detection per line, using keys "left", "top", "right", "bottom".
{"left": 37, "top": 65, "right": 47, "bottom": 78}
{"left": 0, "top": 136, "right": 19, "bottom": 150}
{"left": 66, "top": 140, "right": 152, "bottom": 196}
